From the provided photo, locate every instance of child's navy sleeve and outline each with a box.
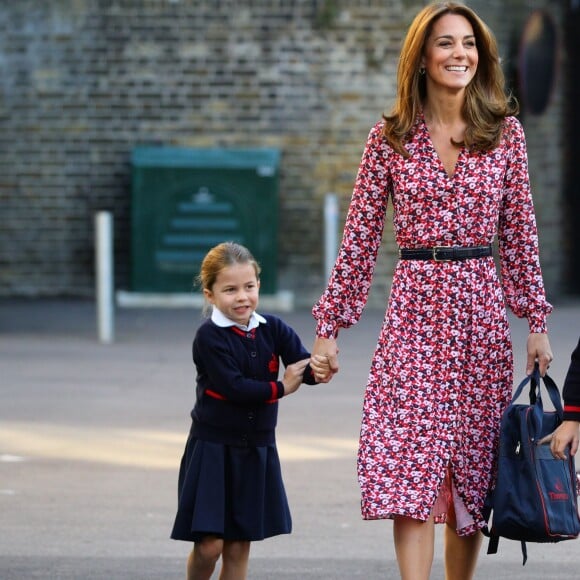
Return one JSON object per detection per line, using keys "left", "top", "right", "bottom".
{"left": 266, "top": 314, "right": 319, "bottom": 385}
{"left": 563, "top": 338, "right": 580, "bottom": 421}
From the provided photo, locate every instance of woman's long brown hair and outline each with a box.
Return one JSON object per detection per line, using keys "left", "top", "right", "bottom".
{"left": 382, "top": 1, "right": 518, "bottom": 157}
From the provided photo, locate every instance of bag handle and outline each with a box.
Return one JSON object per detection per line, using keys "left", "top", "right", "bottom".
{"left": 510, "top": 364, "right": 563, "bottom": 415}
{"left": 511, "top": 364, "right": 563, "bottom": 437}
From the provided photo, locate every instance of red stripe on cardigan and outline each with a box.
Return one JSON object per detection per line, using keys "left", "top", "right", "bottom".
{"left": 205, "top": 389, "right": 227, "bottom": 401}
{"left": 205, "top": 384, "right": 279, "bottom": 403}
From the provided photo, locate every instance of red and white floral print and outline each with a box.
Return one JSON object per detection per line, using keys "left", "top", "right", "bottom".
{"left": 313, "top": 114, "right": 552, "bottom": 536}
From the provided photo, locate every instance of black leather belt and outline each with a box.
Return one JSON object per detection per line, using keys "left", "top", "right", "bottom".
{"left": 398, "top": 245, "right": 493, "bottom": 262}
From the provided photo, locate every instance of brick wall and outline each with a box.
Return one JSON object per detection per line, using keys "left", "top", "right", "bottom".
{"left": 470, "top": 0, "right": 566, "bottom": 300}
{"left": 0, "top": 0, "right": 568, "bottom": 305}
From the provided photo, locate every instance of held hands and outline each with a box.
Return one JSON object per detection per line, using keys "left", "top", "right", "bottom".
{"left": 526, "top": 332, "right": 553, "bottom": 376}
{"left": 282, "top": 358, "right": 309, "bottom": 396}
{"left": 310, "top": 336, "right": 339, "bottom": 383}
{"left": 311, "top": 354, "right": 331, "bottom": 383}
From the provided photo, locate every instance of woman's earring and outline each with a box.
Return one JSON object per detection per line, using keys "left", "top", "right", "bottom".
{"left": 419, "top": 67, "right": 426, "bottom": 75}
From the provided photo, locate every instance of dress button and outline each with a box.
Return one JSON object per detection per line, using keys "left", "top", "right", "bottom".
{"left": 246, "top": 332, "right": 253, "bottom": 338}
{"left": 250, "top": 351, "right": 257, "bottom": 358}
{"left": 248, "top": 412, "right": 255, "bottom": 420}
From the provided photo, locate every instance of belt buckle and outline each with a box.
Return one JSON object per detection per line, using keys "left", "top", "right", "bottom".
{"left": 432, "top": 246, "right": 453, "bottom": 262}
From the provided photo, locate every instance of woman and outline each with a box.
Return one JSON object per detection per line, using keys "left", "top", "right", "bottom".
{"left": 310, "top": 3, "right": 553, "bottom": 579}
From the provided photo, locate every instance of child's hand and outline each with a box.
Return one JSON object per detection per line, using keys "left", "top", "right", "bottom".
{"left": 310, "top": 337, "right": 339, "bottom": 382}
{"left": 282, "top": 358, "right": 309, "bottom": 396}
{"left": 310, "top": 354, "right": 331, "bottom": 383}
{"left": 539, "top": 420, "right": 580, "bottom": 459}
{"left": 310, "top": 352, "right": 335, "bottom": 383}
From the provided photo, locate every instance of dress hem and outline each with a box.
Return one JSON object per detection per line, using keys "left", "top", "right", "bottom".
{"left": 361, "top": 508, "right": 482, "bottom": 537}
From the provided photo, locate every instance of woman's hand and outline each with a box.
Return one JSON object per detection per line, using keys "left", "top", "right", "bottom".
{"left": 526, "top": 332, "right": 553, "bottom": 376}
{"left": 310, "top": 336, "right": 339, "bottom": 383}
{"left": 539, "top": 421, "right": 580, "bottom": 460}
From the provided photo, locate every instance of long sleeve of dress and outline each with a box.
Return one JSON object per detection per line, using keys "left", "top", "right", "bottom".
{"left": 497, "top": 118, "right": 552, "bottom": 333}
{"left": 312, "top": 123, "right": 391, "bottom": 338}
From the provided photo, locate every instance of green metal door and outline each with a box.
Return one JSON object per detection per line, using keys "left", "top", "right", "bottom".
{"left": 131, "top": 147, "right": 280, "bottom": 294}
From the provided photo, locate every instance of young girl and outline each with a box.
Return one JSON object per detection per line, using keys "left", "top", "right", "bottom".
{"left": 171, "top": 241, "right": 327, "bottom": 580}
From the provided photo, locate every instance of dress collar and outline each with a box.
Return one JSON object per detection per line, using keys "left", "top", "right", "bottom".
{"left": 210, "top": 306, "right": 267, "bottom": 331}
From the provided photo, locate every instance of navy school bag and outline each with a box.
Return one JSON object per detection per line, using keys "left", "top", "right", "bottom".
{"left": 483, "top": 365, "right": 580, "bottom": 564}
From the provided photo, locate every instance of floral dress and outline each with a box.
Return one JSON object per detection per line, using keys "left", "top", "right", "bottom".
{"left": 312, "top": 115, "right": 552, "bottom": 536}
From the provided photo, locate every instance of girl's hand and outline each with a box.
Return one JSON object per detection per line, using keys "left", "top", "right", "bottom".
{"left": 282, "top": 358, "right": 309, "bottom": 396}
{"left": 310, "top": 337, "right": 339, "bottom": 383}
{"left": 310, "top": 354, "right": 331, "bottom": 384}
{"left": 539, "top": 421, "right": 580, "bottom": 460}
{"left": 526, "top": 332, "right": 553, "bottom": 376}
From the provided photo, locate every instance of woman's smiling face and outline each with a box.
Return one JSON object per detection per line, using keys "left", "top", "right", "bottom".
{"left": 422, "top": 13, "right": 478, "bottom": 93}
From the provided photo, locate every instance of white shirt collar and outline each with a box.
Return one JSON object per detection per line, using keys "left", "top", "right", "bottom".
{"left": 210, "top": 306, "right": 267, "bottom": 331}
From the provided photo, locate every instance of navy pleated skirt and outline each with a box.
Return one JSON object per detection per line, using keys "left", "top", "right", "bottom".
{"left": 170, "top": 432, "right": 292, "bottom": 542}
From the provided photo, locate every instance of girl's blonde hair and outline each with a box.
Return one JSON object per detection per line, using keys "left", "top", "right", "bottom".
{"left": 383, "top": 1, "right": 518, "bottom": 157}
{"left": 197, "top": 241, "right": 261, "bottom": 293}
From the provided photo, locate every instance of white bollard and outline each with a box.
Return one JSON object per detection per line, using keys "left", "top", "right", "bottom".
{"left": 95, "top": 211, "right": 115, "bottom": 344}
{"left": 324, "top": 193, "right": 339, "bottom": 282}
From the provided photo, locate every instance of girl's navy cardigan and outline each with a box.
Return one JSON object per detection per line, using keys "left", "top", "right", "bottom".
{"left": 190, "top": 313, "right": 317, "bottom": 446}
{"left": 563, "top": 337, "right": 580, "bottom": 421}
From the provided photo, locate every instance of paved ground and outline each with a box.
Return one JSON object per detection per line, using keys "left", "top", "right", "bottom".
{"left": 1, "top": 297, "right": 580, "bottom": 579}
